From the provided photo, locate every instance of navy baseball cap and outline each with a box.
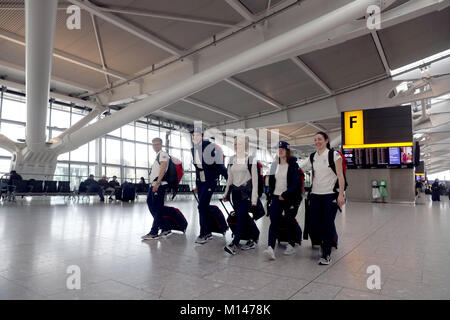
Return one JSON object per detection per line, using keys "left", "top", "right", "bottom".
{"left": 278, "top": 141, "right": 290, "bottom": 150}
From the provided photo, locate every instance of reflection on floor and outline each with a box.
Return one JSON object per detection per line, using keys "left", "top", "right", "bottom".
{"left": 0, "top": 194, "right": 449, "bottom": 300}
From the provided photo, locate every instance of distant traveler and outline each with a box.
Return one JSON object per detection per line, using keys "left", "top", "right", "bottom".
{"left": 109, "top": 176, "right": 120, "bottom": 188}
{"left": 141, "top": 138, "right": 171, "bottom": 240}
{"left": 263, "top": 141, "right": 302, "bottom": 260}
{"left": 84, "top": 174, "right": 105, "bottom": 202}
{"left": 222, "top": 136, "right": 260, "bottom": 255}
{"left": 303, "top": 132, "right": 346, "bottom": 265}
{"left": 99, "top": 175, "right": 115, "bottom": 201}
{"left": 191, "top": 127, "right": 228, "bottom": 244}
{"left": 139, "top": 177, "right": 146, "bottom": 184}
{"left": 431, "top": 179, "right": 441, "bottom": 201}
{"left": 8, "top": 170, "right": 23, "bottom": 193}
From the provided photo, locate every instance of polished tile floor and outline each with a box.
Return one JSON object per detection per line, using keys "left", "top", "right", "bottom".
{"left": 0, "top": 194, "right": 449, "bottom": 300}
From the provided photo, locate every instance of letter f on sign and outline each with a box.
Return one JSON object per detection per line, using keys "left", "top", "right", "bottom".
{"left": 350, "top": 116, "right": 357, "bottom": 128}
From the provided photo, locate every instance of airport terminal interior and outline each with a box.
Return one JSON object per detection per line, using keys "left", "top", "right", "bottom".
{"left": 0, "top": 0, "right": 449, "bottom": 300}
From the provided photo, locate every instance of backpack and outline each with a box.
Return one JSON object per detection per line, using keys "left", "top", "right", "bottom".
{"left": 309, "top": 148, "right": 348, "bottom": 193}
{"left": 229, "top": 156, "right": 264, "bottom": 198}
{"left": 157, "top": 153, "right": 184, "bottom": 188}
{"left": 299, "top": 168, "right": 305, "bottom": 192}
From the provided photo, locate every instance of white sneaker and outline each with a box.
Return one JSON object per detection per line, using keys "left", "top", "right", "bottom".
{"left": 264, "top": 246, "right": 276, "bottom": 260}
{"left": 283, "top": 244, "right": 296, "bottom": 255}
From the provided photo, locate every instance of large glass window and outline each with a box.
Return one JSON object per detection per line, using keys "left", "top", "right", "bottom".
{"left": 122, "top": 125, "right": 135, "bottom": 141}
{"left": 70, "top": 164, "right": 88, "bottom": 189}
{"left": 135, "top": 125, "right": 147, "bottom": 143}
{"left": 0, "top": 89, "right": 194, "bottom": 185}
{"left": 136, "top": 143, "right": 148, "bottom": 168}
{"left": 0, "top": 148, "right": 11, "bottom": 157}
{"left": 54, "top": 163, "right": 69, "bottom": 182}
{"left": 123, "top": 167, "right": 135, "bottom": 182}
{"left": 106, "top": 166, "right": 121, "bottom": 181}
{"left": 136, "top": 169, "right": 149, "bottom": 182}
{"left": 51, "top": 108, "right": 71, "bottom": 129}
{"left": 70, "top": 143, "right": 89, "bottom": 162}
{"left": 0, "top": 159, "right": 11, "bottom": 175}
{"left": 2, "top": 96, "right": 27, "bottom": 122}
{"left": 123, "top": 141, "right": 135, "bottom": 167}
{"left": 0, "top": 123, "right": 25, "bottom": 142}
{"left": 169, "top": 131, "right": 181, "bottom": 148}
{"left": 105, "top": 138, "right": 121, "bottom": 165}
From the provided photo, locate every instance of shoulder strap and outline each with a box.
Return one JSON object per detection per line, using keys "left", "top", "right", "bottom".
{"left": 328, "top": 148, "right": 337, "bottom": 175}
{"left": 309, "top": 152, "right": 316, "bottom": 174}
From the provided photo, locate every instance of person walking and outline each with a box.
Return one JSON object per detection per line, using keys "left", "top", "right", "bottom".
{"left": 191, "top": 127, "right": 228, "bottom": 244}
{"left": 141, "top": 137, "right": 171, "bottom": 240}
{"left": 222, "top": 136, "right": 260, "bottom": 255}
{"left": 263, "top": 141, "right": 302, "bottom": 260}
{"left": 302, "top": 132, "right": 345, "bottom": 265}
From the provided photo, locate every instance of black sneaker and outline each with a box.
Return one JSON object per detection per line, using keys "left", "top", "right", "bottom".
{"left": 241, "top": 240, "right": 256, "bottom": 250}
{"left": 224, "top": 243, "right": 237, "bottom": 255}
{"left": 205, "top": 233, "right": 213, "bottom": 240}
{"left": 160, "top": 230, "right": 172, "bottom": 238}
{"left": 141, "top": 233, "right": 161, "bottom": 240}
{"left": 318, "top": 255, "right": 332, "bottom": 265}
{"left": 195, "top": 235, "right": 208, "bottom": 244}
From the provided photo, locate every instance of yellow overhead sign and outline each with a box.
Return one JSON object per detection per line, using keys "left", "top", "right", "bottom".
{"left": 344, "top": 110, "right": 364, "bottom": 145}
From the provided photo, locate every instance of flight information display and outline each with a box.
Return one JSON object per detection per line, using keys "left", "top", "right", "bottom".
{"left": 344, "top": 146, "right": 414, "bottom": 169}
{"left": 389, "top": 147, "right": 401, "bottom": 165}
{"left": 342, "top": 106, "right": 414, "bottom": 169}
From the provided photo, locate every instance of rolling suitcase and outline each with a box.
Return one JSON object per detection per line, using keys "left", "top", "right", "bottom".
{"left": 114, "top": 187, "right": 122, "bottom": 201}
{"left": 193, "top": 192, "right": 228, "bottom": 235}
{"left": 220, "top": 199, "right": 258, "bottom": 242}
{"left": 122, "top": 183, "right": 136, "bottom": 202}
{"left": 277, "top": 214, "right": 302, "bottom": 245}
{"left": 163, "top": 206, "right": 188, "bottom": 233}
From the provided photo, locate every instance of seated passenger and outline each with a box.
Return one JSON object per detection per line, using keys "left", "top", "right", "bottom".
{"left": 84, "top": 174, "right": 105, "bottom": 202}
{"left": 99, "top": 175, "right": 115, "bottom": 200}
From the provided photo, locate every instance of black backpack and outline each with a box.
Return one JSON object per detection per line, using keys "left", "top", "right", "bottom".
{"left": 228, "top": 156, "right": 264, "bottom": 198}
{"left": 309, "top": 148, "right": 348, "bottom": 193}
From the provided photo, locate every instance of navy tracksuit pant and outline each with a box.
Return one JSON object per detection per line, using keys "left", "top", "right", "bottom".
{"left": 268, "top": 196, "right": 298, "bottom": 248}
{"left": 309, "top": 193, "right": 338, "bottom": 257}
{"left": 147, "top": 184, "right": 169, "bottom": 235}
{"left": 231, "top": 189, "right": 259, "bottom": 245}
{"left": 197, "top": 180, "right": 216, "bottom": 237}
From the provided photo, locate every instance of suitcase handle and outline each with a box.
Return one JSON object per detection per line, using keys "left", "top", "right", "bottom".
{"left": 192, "top": 190, "right": 199, "bottom": 204}
{"left": 219, "top": 199, "right": 235, "bottom": 216}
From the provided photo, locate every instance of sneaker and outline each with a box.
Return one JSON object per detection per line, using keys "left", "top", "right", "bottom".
{"left": 205, "top": 233, "right": 213, "bottom": 241}
{"left": 263, "top": 246, "right": 276, "bottom": 260}
{"left": 318, "top": 255, "right": 332, "bottom": 265}
{"left": 160, "top": 230, "right": 172, "bottom": 238}
{"left": 141, "top": 233, "right": 161, "bottom": 240}
{"left": 195, "top": 236, "right": 208, "bottom": 244}
{"left": 283, "top": 244, "right": 296, "bottom": 255}
{"left": 224, "top": 243, "right": 237, "bottom": 255}
{"left": 241, "top": 240, "right": 256, "bottom": 250}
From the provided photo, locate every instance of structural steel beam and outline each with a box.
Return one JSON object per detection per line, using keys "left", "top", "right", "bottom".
{"left": 290, "top": 57, "right": 333, "bottom": 95}
{"left": 25, "top": 0, "right": 58, "bottom": 150}
{"left": 225, "top": 78, "right": 283, "bottom": 110}
{"left": 0, "top": 29, "right": 129, "bottom": 80}
{"left": 55, "top": 0, "right": 386, "bottom": 153}
{"left": 67, "top": 0, "right": 184, "bottom": 56}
